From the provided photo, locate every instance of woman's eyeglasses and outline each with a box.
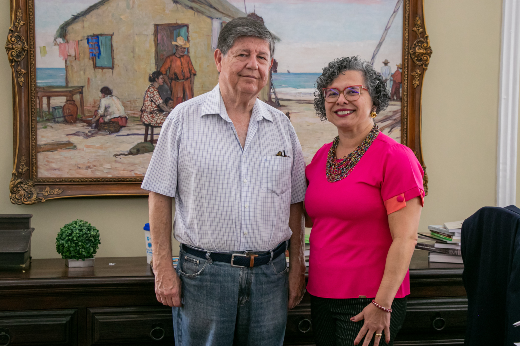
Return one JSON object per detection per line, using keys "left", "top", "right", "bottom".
{"left": 322, "top": 85, "right": 368, "bottom": 102}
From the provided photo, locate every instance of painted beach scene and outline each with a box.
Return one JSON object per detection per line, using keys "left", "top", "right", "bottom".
{"left": 35, "top": 0, "right": 403, "bottom": 178}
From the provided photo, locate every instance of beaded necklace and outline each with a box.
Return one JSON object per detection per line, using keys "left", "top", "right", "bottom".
{"left": 326, "top": 124, "right": 380, "bottom": 183}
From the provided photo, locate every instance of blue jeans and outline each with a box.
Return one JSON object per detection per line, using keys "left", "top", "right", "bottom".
{"left": 173, "top": 245, "right": 289, "bottom": 346}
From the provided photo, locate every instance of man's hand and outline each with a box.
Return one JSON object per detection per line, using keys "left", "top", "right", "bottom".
{"left": 149, "top": 192, "right": 179, "bottom": 306}
{"left": 288, "top": 262, "right": 306, "bottom": 309}
{"left": 154, "top": 265, "right": 182, "bottom": 307}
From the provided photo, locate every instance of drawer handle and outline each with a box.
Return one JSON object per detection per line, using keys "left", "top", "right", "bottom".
{"left": 432, "top": 316, "right": 446, "bottom": 331}
{"left": 150, "top": 326, "right": 165, "bottom": 341}
{"left": 0, "top": 331, "right": 11, "bottom": 346}
{"left": 298, "top": 319, "right": 312, "bottom": 334}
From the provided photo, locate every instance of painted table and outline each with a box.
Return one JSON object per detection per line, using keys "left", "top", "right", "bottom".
{"left": 36, "top": 86, "right": 85, "bottom": 118}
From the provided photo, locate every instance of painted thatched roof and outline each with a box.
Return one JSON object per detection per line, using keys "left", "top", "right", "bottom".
{"left": 55, "top": 0, "right": 246, "bottom": 40}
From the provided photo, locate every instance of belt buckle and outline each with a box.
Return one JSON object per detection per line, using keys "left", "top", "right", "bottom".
{"left": 231, "top": 253, "right": 248, "bottom": 268}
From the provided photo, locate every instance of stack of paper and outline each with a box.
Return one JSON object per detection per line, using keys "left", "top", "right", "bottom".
{"left": 416, "top": 221, "right": 463, "bottom": 264}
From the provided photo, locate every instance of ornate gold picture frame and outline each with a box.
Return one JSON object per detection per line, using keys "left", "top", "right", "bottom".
{"left": 6, "top": 0, "right": 431, "bottom": 204}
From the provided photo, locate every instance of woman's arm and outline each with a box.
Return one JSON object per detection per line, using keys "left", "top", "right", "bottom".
{"left": 92, "top": 99, "right": 105, "bottom": 122}
{"left": 376, "top": 196, "right": 422, "bottom": 308}
{"left": 158, "top": 102, "right": 171, "bottom": 113}
{"left": 353, "top": 197, "right": 422, "bottom": 346}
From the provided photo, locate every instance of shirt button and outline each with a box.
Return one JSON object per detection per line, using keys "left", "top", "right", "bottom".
{"left": 244, "top": 231, "right": 247, "bottom": 235}
{"left": 245, "top": 204, "right": 249, "bottom": 208}
{"left": 243, "top": 179, "right": 247, "bottom": 183}
{"left": 397, "top": 196, "right": 404, "bottom": 203}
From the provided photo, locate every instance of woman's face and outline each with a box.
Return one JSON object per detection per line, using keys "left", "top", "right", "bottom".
{"left": 156, "top": 75, "right": 165, "bottom": 85}
{"left": 324, "top": 70, "right": 375, "bottom": 132}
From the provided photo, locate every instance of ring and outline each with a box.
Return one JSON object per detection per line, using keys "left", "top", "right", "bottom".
{"left": 375, "top": 333, "right": 383, "bottom": 337}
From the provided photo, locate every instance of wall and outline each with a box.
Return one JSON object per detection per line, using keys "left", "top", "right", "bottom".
{"left": 0, "top": 0, "right": 505, "bottom": 258}
{"left": 420, "top": 0, "right": 501, "bottom": 229}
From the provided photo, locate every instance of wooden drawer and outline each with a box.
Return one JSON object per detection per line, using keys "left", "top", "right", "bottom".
{"left": 284, "top": 303, "right": 315, "bottom": 345}
{"left": 395, "top": 298, "right": 467, "bottom": 345}
{"left": 0, "top": 310, "right": 77, "bottom": 346}
{"left": 283, "top": 296, "right": 467, "bottom": 346}
{"left": 87, "top": 306, "right": 173, "bottom": 345}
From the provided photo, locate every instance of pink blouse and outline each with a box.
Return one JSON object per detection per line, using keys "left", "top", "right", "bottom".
{"left": 305, "top": 133, "right": 424, "bottom": 299}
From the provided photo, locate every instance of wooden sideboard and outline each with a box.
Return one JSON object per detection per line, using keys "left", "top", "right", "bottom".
{"left": 0, "top": 250, "right": 466, "bottom": 346}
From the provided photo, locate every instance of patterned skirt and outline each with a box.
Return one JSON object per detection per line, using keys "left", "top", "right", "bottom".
{"left": 141, "top": 110, "right": 168, "bottom": 127}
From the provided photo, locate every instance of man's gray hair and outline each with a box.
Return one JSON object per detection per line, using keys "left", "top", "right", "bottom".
{"left": 217, "top": 17, "right": 275, "bottom": 58}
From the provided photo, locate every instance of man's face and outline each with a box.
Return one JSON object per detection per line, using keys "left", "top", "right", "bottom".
{"left": 215, "top": 36, "right": 272, "bottom": 96}
{"left": 175, "top": 46, "right": 186, "bottom": 57}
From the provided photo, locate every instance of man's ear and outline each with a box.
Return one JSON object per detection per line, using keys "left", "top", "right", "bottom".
{"left": 214, "top": 49, "right": 223, "bottom": 73}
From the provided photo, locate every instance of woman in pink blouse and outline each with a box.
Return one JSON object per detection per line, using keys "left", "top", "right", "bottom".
{"left": 305, "top": 56, "right": 424, "bottom": 346}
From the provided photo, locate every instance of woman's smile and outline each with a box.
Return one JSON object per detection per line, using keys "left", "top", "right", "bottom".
{"left": 335, "top": 109, "right": 355, "bottom": 117}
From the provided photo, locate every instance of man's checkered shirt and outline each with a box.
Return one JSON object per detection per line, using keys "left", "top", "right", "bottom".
{"left": 142, "top": 85, "right": 307, "bottom": 252}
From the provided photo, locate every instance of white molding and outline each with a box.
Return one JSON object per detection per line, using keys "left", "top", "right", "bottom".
{"left": 497, "top": 0, "right": 520, "bottom": 207}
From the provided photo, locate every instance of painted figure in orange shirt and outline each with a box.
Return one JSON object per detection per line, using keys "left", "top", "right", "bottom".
{"left": 390, "top": 63, "right": 402, "bottom": 101}
{"left": 160, "top": 36, "right": 197, "bottom": 108}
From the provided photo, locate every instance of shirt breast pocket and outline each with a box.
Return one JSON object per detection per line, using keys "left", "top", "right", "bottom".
{"left": 262, "top": 156, "right": 292, "bottom": 196}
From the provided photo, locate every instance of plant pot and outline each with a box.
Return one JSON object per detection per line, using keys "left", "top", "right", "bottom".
{"left": 66, "top": 258, "right": 95, "bottom": 267}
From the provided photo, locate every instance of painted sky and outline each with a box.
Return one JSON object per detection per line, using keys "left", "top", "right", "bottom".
{"left": 36, "top": 0, "right": 100, "bottom": 67}
{"left": 228, "top": 0, "right": 403, "bottom": 73}
{"left": 35, "top": 0, "right": 403, "bottom": 73}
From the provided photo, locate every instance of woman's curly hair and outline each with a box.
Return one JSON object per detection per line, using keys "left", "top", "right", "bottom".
{"left": 313, "top": 56, "right": 390, "bottom": 121}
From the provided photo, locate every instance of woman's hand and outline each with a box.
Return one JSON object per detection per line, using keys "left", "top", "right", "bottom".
{"left": 351, "top": 302, "right": 391, "bottom": 346}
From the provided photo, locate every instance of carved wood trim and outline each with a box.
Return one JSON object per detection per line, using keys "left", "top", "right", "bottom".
{"left": 404, "top": 0, "right": 431, "bottom": 195}
{"left": 7, "top": 0, "right": 431, "bottom": 203}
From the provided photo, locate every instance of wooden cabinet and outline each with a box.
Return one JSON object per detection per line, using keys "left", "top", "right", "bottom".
{"left": 0, "top": 251, "right": 466, "bottom": 346}
{"left": 0, "top": 258, "right": 173, "bottom": 346}
{"left": 0, "top": 310, "right": 77, "bottom": 345}
{"left": 87, "top": 307, "right": 173, "bottom": 345}
{"left": 284, "top": 250, "right": 467, "bottom": 346}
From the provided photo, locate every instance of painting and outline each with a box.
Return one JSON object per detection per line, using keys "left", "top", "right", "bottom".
{"left": 6, "top": 0, "right": 431, "bottom": 204}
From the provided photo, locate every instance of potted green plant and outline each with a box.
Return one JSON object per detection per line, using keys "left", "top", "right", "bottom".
{"left": 56, "top": 219, "right": 101, "bottom": 267}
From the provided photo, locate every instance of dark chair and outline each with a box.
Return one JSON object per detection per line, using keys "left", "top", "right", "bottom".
{"left": 461, "top": 205, "right": 520, "bottom": 346}
{"left": 143, "top": 124, "right": 161, "bottom": 144}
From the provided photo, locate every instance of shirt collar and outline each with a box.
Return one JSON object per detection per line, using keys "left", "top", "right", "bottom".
{"left": 200, "top": 84, "right": 273, "bottom": 123}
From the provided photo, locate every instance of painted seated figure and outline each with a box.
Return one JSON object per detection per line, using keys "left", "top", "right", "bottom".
{"left": 164, "top": 97, "right": 175, "bottom": 110}
{"left": 140, "top": 71, "right": 172, "bottom": 127}
{"left": 91, "top": 86, "right": 128, "bottom": 129}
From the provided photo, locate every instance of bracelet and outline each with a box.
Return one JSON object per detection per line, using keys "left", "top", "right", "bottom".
{"left": 371, "top": 300, "right": 392, "bottom": 313}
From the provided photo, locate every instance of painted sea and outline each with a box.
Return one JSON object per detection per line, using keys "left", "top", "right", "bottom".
{"left": 272, "top": 73, "right": 318, "bottom": 100}
{"left": 37, "top": 68, "right": 318, "bottom": 95}
{"left": 36, "top": 68, "right": 66, "bottom": 86}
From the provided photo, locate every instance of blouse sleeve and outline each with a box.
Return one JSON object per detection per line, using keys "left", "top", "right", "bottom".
{"left": 97, "top": 98, "right": 106, "bottom": 115}
{"left": 381, "top": 144, "right": 425, "bottom": 214}
{"left": 150, "top": 87, "right": 163, "bottom": 106}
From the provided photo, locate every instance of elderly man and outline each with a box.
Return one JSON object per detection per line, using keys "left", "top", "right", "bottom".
{"left": 159, "top": 36, "right": 197, "bottom": 108}
{"left": 142, "top": 17, "right": 307, "bottom": 346}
